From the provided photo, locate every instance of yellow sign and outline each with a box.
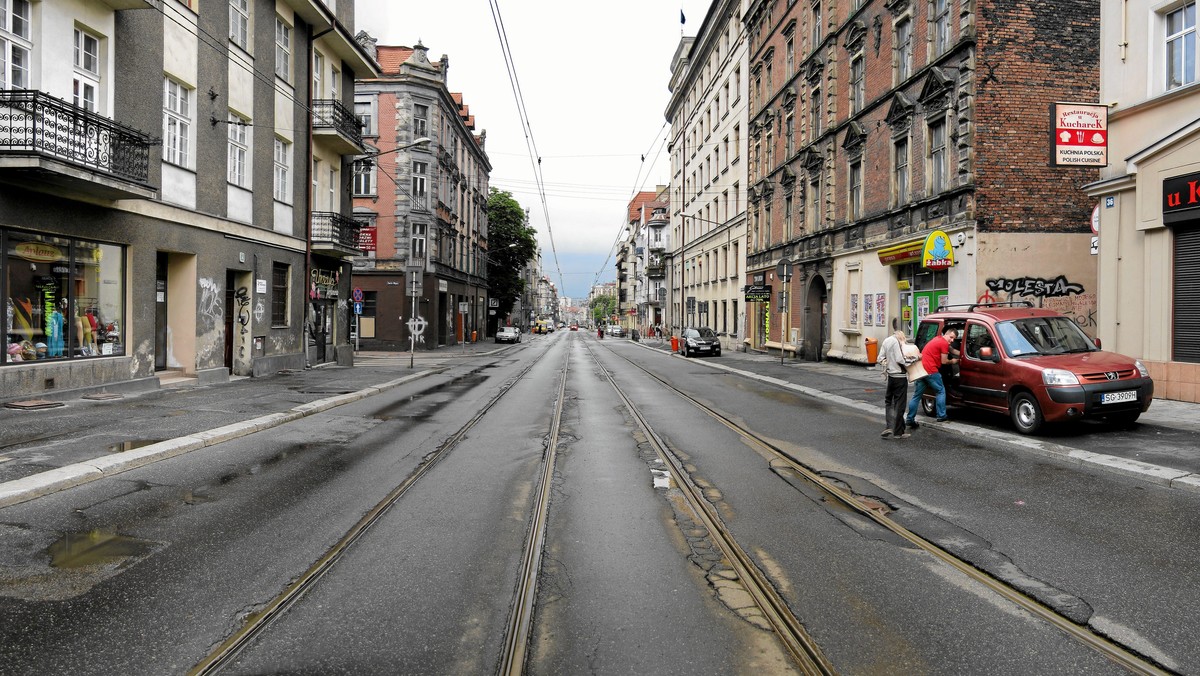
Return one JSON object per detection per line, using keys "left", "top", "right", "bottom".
{"left": 921, "top": 230, "right": 955, "bottom": 270}
{"left": 896, "top": 280, "right": 911, "bottom": 290}
{"left": 15, "top": 242, "right": 64, "bottom": 263}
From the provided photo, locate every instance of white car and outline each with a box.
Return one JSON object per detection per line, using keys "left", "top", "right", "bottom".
{"left": 495, "top": 326, "right": 521, "bottom": 343}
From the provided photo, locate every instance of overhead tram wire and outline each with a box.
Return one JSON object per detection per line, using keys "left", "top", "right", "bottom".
{"left": 489, "top": 0, "right": 566, "bottom": 296}
{"left": 588, "top": 122, "right": 670, "bottom": 294}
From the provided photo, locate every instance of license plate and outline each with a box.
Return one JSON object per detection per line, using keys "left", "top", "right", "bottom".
{"left": 697, "top": 345, "right": 709, "bottom": 350}
{"left": 1101, "top": 390, "right": 1137, "bottom": 404}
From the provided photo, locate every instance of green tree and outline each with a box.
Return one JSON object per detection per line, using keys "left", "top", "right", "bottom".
{"left": 486, "top": 189, "right": 538, "bottom": 332}
{"left": 590, "top": 295, "right": 617, "bottom": 325}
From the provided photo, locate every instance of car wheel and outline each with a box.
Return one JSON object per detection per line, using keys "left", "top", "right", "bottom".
{"left": 920, "top": 396, "right": 936, "bottom": 417}
{"left": 1010, "top": 392, "right": 1044, "bottom": 435}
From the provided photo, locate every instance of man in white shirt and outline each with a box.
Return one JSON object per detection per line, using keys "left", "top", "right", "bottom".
{"left": 878, "top": 331, "right": 918, "bottom": 438}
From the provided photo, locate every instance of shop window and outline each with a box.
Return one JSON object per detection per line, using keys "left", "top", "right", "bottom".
{"left": 4, "top": 231, "right": 124, "bottom": 364}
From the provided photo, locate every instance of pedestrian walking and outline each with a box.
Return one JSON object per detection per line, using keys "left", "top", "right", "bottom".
{"left": 905, "top": 327, "right": 961, "bottom": 428}
{"left": 878, "top": 331, "right": 918, "bottom": 438}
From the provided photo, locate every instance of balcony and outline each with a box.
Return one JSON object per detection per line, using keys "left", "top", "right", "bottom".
{"left": 312, "top": 99, "right": 365, "bottom": 155}
{"left": 0, "top": 90, "right": 156, "bottom": 200}
{"left": 311, "top": 211, "right": 362, "bottom": 257}
{"left": 646, "top": 263, "right": 666, "bottom": 278}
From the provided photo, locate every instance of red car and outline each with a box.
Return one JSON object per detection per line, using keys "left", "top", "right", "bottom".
{"left": 569, "top": 324, "right": 579, "bottom": 331}
{"left": 914, "top": 303, "right": 1153, "bottom": 434}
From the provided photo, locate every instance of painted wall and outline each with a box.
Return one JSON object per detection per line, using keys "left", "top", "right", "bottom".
{"left": 974, "top": 232, "right": 1098, "bottom": 336}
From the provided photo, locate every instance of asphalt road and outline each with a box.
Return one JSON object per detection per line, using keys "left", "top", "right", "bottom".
{"left": 0, "top": 331, "right": 1195, "bottom": 673}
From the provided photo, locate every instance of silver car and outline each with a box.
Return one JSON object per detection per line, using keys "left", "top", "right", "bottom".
{"left": 495, "top": 326, "right": 521, "bottom": 343}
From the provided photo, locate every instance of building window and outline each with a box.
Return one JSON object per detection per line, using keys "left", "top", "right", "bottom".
{"left": 2, "top": 232, "right": 126, "bottom": 363}
{"left": 786, "top": 36, "right": 795, "bottom": 77}
{"left": 785, "top": 195, "right": 794, "bottom": 239}
{"left": 895, "top": 18, "right": 913, "bottom": 82}
{"left": 352, "top": 160, "right": 375, "bottom": 196}
{"left": 931, "top": 0, "right": 950, "bottom": 56}
{"left": 809, "top": 88, "right": 822, "bottom": 137}
{"left": 229, "top": 0, "right": 249, "bottom": 51}
{"left": 411, "top": 222, "right": 427, "bottom": 259}
{"left": 412, "top": 161, "right": 427, "bottom": 209}
{"left": 894, "top": 137, "right": 910, "bottom": 205}
{"left": 227, "top": 112, "right": 250, "bottom": 187}
{"left": 1166, "top": 2, "right": 1197, "bottom": 91}
{"left": 312, "top": 51, "right": 324, "bottom": 98}
{"left": 414, "top": 104, "right": 428, "bottom": 136}
{"left": 0, "top": 0, "right": 32, "bottom": 91}
{"left": 355, "top": 100, "right": 374, "bottom": 135}
{"left": 273, "top": 138, "right": 291, "bottom": 202}
{"left": 785, "top": 113, "right": 794, "bottom": 156}
{"left": 849, "top": 159, "right": 863, "bottom": 220}
{"left": 163, "top": 78, "right": 192, "bottom": 168}
{"left": 928, "top": 118, "right": 947, "bottom": 194}
{"left": 811, "top": 1, "right": 822, "bottom": 44}
{"left": 271, "top": 262, "right": 289, "bottom": 326}
{"left": 73, "top": 28, "right": 101, "bottom": 113}
{"left": 274, "top": 17, "right": 291, "bottom": 80}
{"left": 849, "top": 54, "right": 864, "bottom": 113}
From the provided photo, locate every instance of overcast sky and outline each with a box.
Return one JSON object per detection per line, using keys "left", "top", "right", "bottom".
{"left": 354, "top": 0, "right": 715, "bottom": 301}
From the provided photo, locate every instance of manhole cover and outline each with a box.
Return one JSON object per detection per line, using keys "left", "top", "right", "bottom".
{"left": 4, "top": 399, "right": 65, "bottom": 410}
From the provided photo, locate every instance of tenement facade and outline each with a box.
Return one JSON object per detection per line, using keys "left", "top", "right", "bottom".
{"left": 352, "top": 40, "right": 491, "bottom": 350}
{"left": 743, "top": 0, "right": 1100, "bottom": 361}
{"left": 1, "top": 0, "right": 374, "bottom": 399}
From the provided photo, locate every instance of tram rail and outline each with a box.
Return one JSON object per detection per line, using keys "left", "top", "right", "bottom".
{"left": 600, "top": 340, "right": 1172, "bottom": 676}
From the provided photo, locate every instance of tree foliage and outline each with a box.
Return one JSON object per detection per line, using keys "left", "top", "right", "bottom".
{"left": 486, "top": 189, "right": 538, "bottom": 326}
{"left": 590, "top": 295, "right": 617, "bottom": 324}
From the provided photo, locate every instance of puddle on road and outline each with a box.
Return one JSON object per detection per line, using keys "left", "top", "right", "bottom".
{"left": 47, "top": 530, "right": 157, "bottom": 569}
{"left": 106, "top": 439, "right": 163, "bottom": 453}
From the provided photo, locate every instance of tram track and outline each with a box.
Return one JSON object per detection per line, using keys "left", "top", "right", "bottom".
{"left": 602, "top": 343, "right": 1172, "bottom": 676}
{"left": 584, "top": 341, "right": 836, "bottom": 675}
{"left": 188, "top": 343, "right": 565, "bottom": 676}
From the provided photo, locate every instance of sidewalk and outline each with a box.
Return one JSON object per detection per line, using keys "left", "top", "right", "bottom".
{"left": 0, "top": 340, "right": 506, "bottom": 508}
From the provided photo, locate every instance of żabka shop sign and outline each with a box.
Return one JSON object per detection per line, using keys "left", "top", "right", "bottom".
{"left": 1050, "top": 102, "right": 1108, "bottom": 167}
{"left": 1163, "top": 170, "right": 1200, "bottom": 225}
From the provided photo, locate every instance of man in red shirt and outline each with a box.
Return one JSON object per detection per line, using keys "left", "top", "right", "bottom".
{"left": 905, "top": 327, "right": 960, "bottom": 426}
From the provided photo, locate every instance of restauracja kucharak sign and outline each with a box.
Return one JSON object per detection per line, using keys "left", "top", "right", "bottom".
{"left": 1050, "top": 102, "right": 1108, "bottom": 167}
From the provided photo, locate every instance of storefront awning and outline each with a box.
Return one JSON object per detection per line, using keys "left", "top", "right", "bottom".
{"left": 877, "top": 239, "right": 924, "bottom": 266}
{"left": 878, "top": 230, "right": 956, "bottom": 269}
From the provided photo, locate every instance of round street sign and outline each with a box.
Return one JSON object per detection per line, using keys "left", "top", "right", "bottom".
{"left": 352, "top": 287, "right": 364, "bottom": 302}
{"left": 776, "top": 258, "right": 792, "bottom": 280}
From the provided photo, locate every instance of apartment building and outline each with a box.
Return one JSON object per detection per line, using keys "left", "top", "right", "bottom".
{"left": 352, "top": 40, "right": 491, "bottom": 350}
{"left": 1, "top": 0, "right": 375, "bottom": 400}
{"left": 1082, "top": 0, "right": 1200, "bottom": 403}
{"left": 666, "top": 0, "right": 749, "bottom": 350}
{"left": 743, "top": 0, "right": 1099, "bottom": 362}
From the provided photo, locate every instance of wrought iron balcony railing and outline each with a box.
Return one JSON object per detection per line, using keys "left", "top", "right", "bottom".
{"left": 0, "top": 89, "right": 155, "bottom": 185}
{"left": 311, "top": 211, "right": 362, "bottom": 253}
{"left": 312, "top": 99, "right": 364, "bottom": 149}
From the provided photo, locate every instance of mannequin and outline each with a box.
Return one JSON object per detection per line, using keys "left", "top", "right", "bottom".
{"left": 48, "top": 307, "right": 64, "bottom": 357}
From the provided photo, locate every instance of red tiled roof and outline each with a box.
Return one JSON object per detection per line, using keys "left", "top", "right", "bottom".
{"left": 627, "top": 191, "right": 658, "bottom": 223}
{"left": 376, "top": 46, "right": 415, "bottom": 74}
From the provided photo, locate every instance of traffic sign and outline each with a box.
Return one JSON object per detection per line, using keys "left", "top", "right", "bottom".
{"left": 352, "top": 287, "right": 364, "bottom": 303}
{"left": 776, "top": 258, "right": 792, "bottom": 281}
{"left": 353, "top": 301, "right": 363, "bottom": 315}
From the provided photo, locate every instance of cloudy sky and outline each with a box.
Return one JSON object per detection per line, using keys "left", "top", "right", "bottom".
{"left": 354, "top": 0, "right": 714, "bottom": 301}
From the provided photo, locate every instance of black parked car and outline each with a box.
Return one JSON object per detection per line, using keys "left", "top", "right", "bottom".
{"left": 680, "top": 327, "right": 721, "bottom": 357}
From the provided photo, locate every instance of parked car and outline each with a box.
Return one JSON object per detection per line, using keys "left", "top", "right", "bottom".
{"left": 914, "top": 302, "right": 1153, "bottom": 434}
{"left": 607, "top": 325, "right": 626, "bottom": 337}
{"left": 680, "top": 327, "right": 721, "bottom": 357}
{"left": 495, "top": 326, "right": 521, "bottom": 344}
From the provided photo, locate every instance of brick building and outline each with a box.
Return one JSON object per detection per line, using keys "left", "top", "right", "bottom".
{"left": 744, "top": 0, "right": 1100, "bottom": 361}
{"left": 351, "top": 40, "right": 491, "bottom": 350}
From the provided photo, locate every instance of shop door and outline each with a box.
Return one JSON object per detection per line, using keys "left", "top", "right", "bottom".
{"left": 906, "top": 290, "right": 948, "bottom": 336}
{"left": 310, "top": 301, "right": 329, "bottom": 363}
{"left": 155, "top": 252, "right": 168, "bottom": 370}
{"left": 223, "top": 271, "right": 236, "bottom": 370}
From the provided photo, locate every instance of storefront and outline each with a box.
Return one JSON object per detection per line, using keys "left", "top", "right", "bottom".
{"left": 1166, "top": 170, "right": 1200, "bottom": 364}
{"left": 4, "top": 231, "right": 125, "bottom": 364}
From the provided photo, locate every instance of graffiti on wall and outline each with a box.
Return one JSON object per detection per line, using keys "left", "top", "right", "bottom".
{"left": 982, "top": 275, "right": 1095, "bottom": 330}
{"left": 985, "top": 275, "right": 1084, "bottom": 299}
